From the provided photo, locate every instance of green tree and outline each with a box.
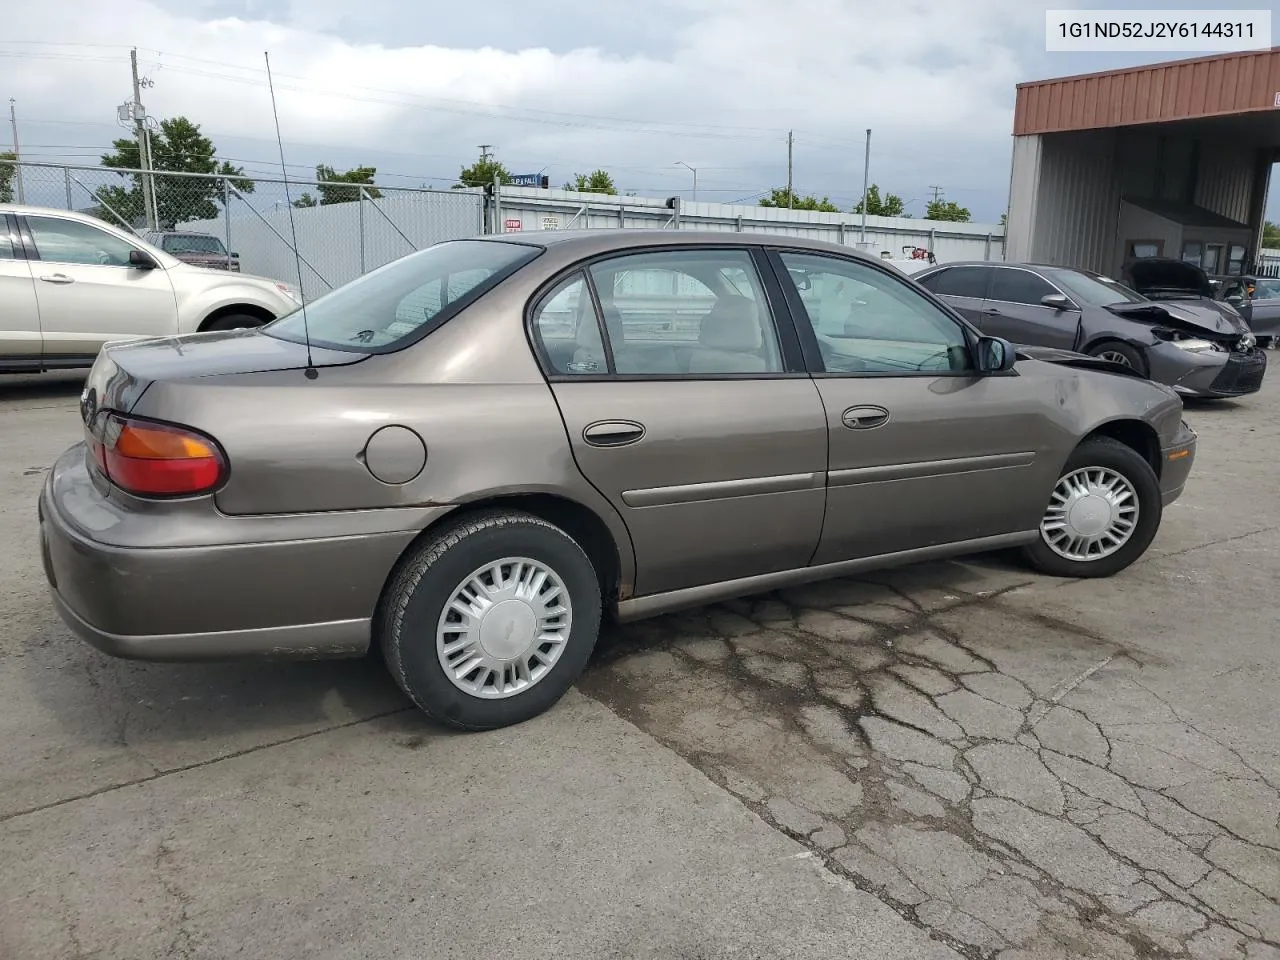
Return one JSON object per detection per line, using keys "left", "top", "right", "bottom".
{"left": 0, "top": 152, "right": 15, "bottom": 204}
{"left": 292, "top": 191, "right": 318, "bottom": 208}
{"left": 564, "top": 169, "right": 617, "bottom": 195}
{"left": 315, "top": 164, "right": 381, "bottom": 204}
{"left": 1263, "top": 221, "right": 1280, "bottom": 247}
{"left": 97, "top": 117, "right": 252, "bottom": 228}
{"left": 851, "top": 184, "right": 905, "bottom": 217}
{"left": 1000, "top": 212, "right": 1008, "bottom": 228}
{"left": 925, "top": 197, "right": 971, "bottom": 222}
{"left": 759, "top": 188, "right": 839, "bottom": 212}
{"left": 454, "top": 157, "right": 512, "bottom": 189}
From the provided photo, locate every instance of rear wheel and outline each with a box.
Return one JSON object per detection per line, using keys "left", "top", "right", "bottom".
{"left": 1022, "top": 436, "right": 1162, "bottom": 578}
{"left": 203, "top": 313, "right": 266, "bottom": 332}
{"left": 1086, "top": 341, "right": 1147, "bottom": 376}
{"left": 378, "top": 510, "right": 602, "bottom": 730}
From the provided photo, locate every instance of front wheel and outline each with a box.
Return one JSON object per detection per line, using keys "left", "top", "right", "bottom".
{"left": 378, "top": 510, "right": 602, "bottom": 731}
{"left": 1022, "top": 436, "right": 1162, "bottom": 578}
{"left": 1086, "top": 341, "right": 1147, "bottom": 376}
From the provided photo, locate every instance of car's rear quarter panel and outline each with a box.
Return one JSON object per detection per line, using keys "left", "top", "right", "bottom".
{"left": 126, "top": 288, "right": 638, "bottom": 592}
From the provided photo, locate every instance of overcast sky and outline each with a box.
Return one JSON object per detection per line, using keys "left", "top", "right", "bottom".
{"left": 6, "top": 0, "right": 1280, "bottom": 223}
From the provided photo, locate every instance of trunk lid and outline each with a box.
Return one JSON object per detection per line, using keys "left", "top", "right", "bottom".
{"left": 80, "top": 329, "right": 362, "bottom": 424}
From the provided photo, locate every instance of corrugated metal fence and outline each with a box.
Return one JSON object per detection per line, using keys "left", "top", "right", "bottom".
{"left": 3, "top": 160, "right": 1005, "bottom": 292}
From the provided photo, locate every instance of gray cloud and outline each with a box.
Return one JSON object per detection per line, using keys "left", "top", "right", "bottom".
{"left": 8, "top": 0, "right": 1276, "bottom": 222}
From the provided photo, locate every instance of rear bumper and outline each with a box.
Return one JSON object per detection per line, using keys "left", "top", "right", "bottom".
{"left": 47, "top": 589, "right": 370, "bottom": 661}
{"left": 1159, "top": 421, "right": 1197, "bottom": 506}
{"left": 39, "top": 443, "right": 445, "bottom": 661}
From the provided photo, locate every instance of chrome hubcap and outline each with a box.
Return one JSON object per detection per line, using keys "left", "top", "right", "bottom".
{"left": 1096, "top": 350, "right": 1132, "bottom": 368}
{"left": 436, "top": 557, "right": 572, "bottom": 699}
{"left": 1040, "top": 467, "right": 1139, "bottom": 562}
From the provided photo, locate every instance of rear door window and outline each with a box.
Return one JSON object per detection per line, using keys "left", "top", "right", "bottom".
{"left": 530, "top": 273, "right": 607, "bottom": 376}
{"left": 1254, "top": 278, "right": 1280, "bottom": 301}
{"left": 584, "top": 249, "right": 784, "bottom": 376}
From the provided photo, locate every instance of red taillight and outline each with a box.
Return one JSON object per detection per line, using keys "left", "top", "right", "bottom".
{"left": 91, "top": 414, "right": 226, "bottom": 497}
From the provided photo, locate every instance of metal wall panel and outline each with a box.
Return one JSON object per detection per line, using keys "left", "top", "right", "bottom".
{"left": 1010, "top": 127, "right": 1265, "bottom": 275}
{"left": 1194, "top": 141, "right": 1259, "bottom": 222}
{"left": 1027, "top": 131, "right": 1122, "bottom": 273}
{"left": 1015, "top": 49, "right": 1280, "bottom": 135}
{"left": 1004, "top": 135, "right": 1042, "bottom": 262}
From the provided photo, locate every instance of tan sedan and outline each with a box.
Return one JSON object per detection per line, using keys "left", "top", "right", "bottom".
{"left": 40, "top": 231, "right": 1196, "bottom": 729}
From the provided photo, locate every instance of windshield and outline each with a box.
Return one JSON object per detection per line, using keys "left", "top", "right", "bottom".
{"left": 263, "top": 240, "right": 540, "bottom": 353}
{"left": 162, "top": 234, "right": 227, "bottom": 255}
{"left": 1049, "top": 270, "right": 1147, "bottom": 307}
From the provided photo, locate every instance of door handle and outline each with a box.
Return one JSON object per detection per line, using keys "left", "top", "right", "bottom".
{"left": 583, "top": 420, "right": 646, "bottom": 447}
{"left": 841, "top": 405, "right": 890, "bottom": 430}
{"left": 982, "top": 306, "right": 1000, "bottom": 314}
{"left": 39, "top": 273, "right": 75, "bottom": 285}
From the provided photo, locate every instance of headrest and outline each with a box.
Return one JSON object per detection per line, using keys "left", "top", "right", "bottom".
{"left": 698, "top": 295, "right": 762, "bottom": 352}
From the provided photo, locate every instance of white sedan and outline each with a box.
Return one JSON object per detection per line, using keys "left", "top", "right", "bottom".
{"left": 0, "top": 205, "right": 300, "bottom": 374}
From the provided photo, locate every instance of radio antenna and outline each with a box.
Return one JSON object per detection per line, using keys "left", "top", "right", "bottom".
{"left": 263, "top": 51, "right": 317, "bottom": 380}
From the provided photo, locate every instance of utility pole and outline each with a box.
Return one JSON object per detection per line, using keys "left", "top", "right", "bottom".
{"left": 7, "top": 98, "right": 23, "bottom": 204}
{"left": 477, "top": 144, "right": 494, "bottom": 162}
{"left": 928, "top": 185, "right": 944, "bottom": 203}
{"left": 131, "top": 48, "right": 157, "bottom": 229}
{"left": 786, "top": 130, "right": 794, "bottom": 209}
{"left": 860, "top": 128, "right": 871, "bottom": 243}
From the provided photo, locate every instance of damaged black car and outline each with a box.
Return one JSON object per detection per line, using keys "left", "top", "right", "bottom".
{"left": 915, "top": 259, "right": 1265, "bottom": 399}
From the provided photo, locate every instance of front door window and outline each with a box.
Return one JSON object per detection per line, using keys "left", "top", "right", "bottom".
{"left": 26, "top": 216, "right": 139, "bottom": 266}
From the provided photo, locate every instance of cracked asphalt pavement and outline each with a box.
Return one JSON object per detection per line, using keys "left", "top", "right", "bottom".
{"left": 2, "top": 372, "right": 1278, "bottom": 960}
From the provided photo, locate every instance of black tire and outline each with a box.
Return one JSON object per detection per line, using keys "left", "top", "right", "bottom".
{"left": 1086, "top": 341, "right": 1147, "bottom": 376}
{"left": 378, "top": 510, "right": 602, "bottom": 731}
{"left": 1021, "top": 436, "right": 1162, "bottom": 579}
{"left": 1257, "top": 336, "right": 1274, "bottom": 350}
{"left": 203, "top": 313, "right": 266, "bottom": 332}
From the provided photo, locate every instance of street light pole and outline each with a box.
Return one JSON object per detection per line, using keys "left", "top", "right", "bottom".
{"left": 8, "top": 99, "right": 24, "bottom": 204}
{"left": 860, "top": 128, "right": 871, "bottom": 243}
{"left": 675, "top": 161, "right": 697, "bottom": 202}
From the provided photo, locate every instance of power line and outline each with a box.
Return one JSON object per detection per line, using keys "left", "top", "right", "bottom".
{"left": 131, "top": 48, "right": 788, "bottom": 136}
{"left": 0, "top": 47, "right": 787, "bottom": 143}
{"left": 122, "top": 59, "right": 788, "bottom": 143}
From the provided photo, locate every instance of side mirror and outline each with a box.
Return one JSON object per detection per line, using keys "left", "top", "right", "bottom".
{"left": 128, "top": 250, "right": 159, "bottom": 270}
{"left": 1225, "top": 293, "right": 1245, "bottom": 305}
{"left": 1041, "top": 293, "right": 1072, "bottom": 310}
{"left": 977, "top": 336, "right": 1016, "bottom": 374}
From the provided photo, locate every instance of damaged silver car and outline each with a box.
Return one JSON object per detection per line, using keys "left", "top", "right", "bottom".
{"left": 916, "top": 260, "right": 1265, "bottom": 399}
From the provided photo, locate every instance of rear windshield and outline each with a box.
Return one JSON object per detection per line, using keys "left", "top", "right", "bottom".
{"left": 264, "top": 240, "right": 540, "bottom": 354}
{"left": 1048, "top": 269, "right": 1147, "bottom": 308}
{"left": 162, "top": 234, "right": 227, "bottom": 255}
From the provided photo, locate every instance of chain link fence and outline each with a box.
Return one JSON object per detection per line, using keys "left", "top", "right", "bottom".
{"left": 1, "top": 160, "right": 486, "bottom": 293}
{"left": 2, "top": 160, "right": 1005, "bottom": 294}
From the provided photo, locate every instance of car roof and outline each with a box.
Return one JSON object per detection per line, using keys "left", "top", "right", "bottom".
{"left": 482, "top": 228, "right": 888, "bottom": 263}
{"left": 919, "top": 260, "right": 1062, "bottom": 271}
{"left": 0, "top": 203, "right": 125, "bottom": 223}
